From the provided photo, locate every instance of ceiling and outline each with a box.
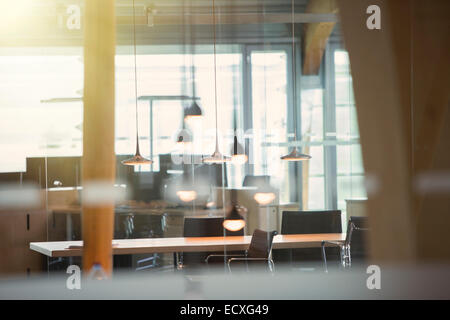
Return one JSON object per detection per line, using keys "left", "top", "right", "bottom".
{"left": 0, "top": 0, "right": 341, "bottom": 47}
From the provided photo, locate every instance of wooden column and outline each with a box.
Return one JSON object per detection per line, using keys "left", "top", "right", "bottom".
{"left": 336, "top": 0, "right": 416, "bottom": 263}
{"left": 410, "top": 0, "right": 450, "bottom": 261}
{"left": 338, "top": 0, "right": 450, "bottom": 264}
{"left": 82, "top": 0, "right": 116, "bottom": 275}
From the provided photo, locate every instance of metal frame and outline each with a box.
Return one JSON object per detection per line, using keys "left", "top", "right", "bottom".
{"left": 321, "top": 221, "right": 369, "bottom": 272}
{"left": 323, "top": 42, "right": 338, "bottom": 210}
{"left": 204, "top": 251, "right": 275, "bottom": 273}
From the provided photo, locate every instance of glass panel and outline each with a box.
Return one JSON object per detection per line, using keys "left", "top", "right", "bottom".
{"left": 301, "top": 88, "right": 325, "bottom": 209}
{"left": 308, "top": 176, "right": 325, "bottom": 210}
{"left": 250, "top": 50, "right": 289, "bottom": 202}
{"left": 334, "top": 50, "right": 367, "bottom": 220}
{"left": 301, "top": 89, "right": 324, "bottom": 140}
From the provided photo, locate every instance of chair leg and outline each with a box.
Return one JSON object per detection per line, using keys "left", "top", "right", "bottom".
{"left": 269, "top": 259, "right": 275, "bottom": 273}
{"left": 175, "top": 252, "right": 184, "bottom": 270}
{"left": 347, "top": 245, "right": 352, "bottom": 268}
{"left": 340, "top": 245, "right": 351, "bottom": 269}
{"left": 321, "top": 242, "right": 328, "bottom": 273}
{"left": 227, "top": 259, "right": 232, "bottom": 273}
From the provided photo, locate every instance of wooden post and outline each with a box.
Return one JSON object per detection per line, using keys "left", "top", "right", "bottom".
{"left": 409, "top": 0, "right": 450, "bottom": 261}
{"left": 337, "top": 0, "right": 417, "bottom": 263}
{"left": 82, "top": 0, "right": 116, "bottom": 275}
{"left": 338, "top": 0, "right": 450, "bottom": 264}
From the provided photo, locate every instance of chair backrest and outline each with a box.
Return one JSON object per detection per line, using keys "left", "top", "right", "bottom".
{"left": 183, "top": 217, "right": 244, "bottom": 237}
{"left": 281, "top": 210, "right": 342, "bottom": 234}
{"left": 247, "top": 229, "right": 278, "bottom": 258}
{"left": 346, "top": 216, "right": 369, "bottom": 259}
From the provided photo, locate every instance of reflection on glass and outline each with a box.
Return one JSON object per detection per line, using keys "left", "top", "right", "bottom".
{"left": 254, "top": 192, "right": 276, "bottom": 206}
{"left": 176, "top": 190, "right": 197, "bottom": 203}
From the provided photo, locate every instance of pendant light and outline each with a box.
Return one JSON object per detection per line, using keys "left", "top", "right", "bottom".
{"left": 254, "top": 188, "right": 276, "bottom": 205}
{"left": 176, "top": 104, "right": 193, "bottom": 146}
{"left": 176, "top": 7, "right": 195, "bottom": 147}
{"left": 223, "top": 190, "right": 246, "bottom": 232}
{"left": 253, "top": 1, "right": 276, "bottom": 206}
{"left": 230, "top": 67, "right": 248, "bottom": 164}
{"left": 280, "top": 0, "right": 311, "bottom": 162}
{"left": 184, "top": 101, "right": 202, "bottom": 120}
{"left": 184, "top": 8, "right": 202, "bottom": 121}
{"left": 122, "top": 0, "right": 152, "bottom": 166}
{"left": 205, "top": 185, "right": 217, "bottom": 209}
{"left": 176, "top": 157, "right": 198, "bottom": 202}
{"left": 176, "top": 128, "right": 193, "bottom": 145}
{"left": 176, "top": 173, "right": 197, "bottom": 202}
{"left": 203, "top": 0, "right": 231, "bottom": 164}
{"left": 230, "top": 136, "right": 248, "bottom": 164}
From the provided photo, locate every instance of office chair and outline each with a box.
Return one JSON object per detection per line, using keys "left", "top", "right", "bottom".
{"left": 205, "top": 229, "right": 278, "bottom": 273}
{"left": 132, "top": 214, "right": 164, "bottom": 271}
{"left": 321, "top": 216, "right": 369, "bottom": 272}
{"left": 274, "top": 210, "right": 342, "bottom": 269}
{"left": 113, "top": 214, "right": 164, "bottom": 271}
{"left": 178, "top": 217, "right": 244, "bottom": 270}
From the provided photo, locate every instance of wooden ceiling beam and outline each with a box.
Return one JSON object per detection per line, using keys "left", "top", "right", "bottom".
{"left": 302, "top": 0, "right": 338, "bottom": 75}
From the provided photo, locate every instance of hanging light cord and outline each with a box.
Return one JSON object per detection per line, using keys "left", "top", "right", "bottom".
{"left": 190, "top": 2, "right": 196, "bottom": 99}
{"left": 291, "top": 0, "right": 297, "bottom": 141}
{"left": 132, "top": 0, "right": 140, "bottom": 152}
{"left": 213, "top": 0, "right": 219, "bottom": 149}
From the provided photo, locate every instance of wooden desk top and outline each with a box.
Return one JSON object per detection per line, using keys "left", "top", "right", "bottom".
{"left": 30, "top": 233, "right": 346, "bottom": 257}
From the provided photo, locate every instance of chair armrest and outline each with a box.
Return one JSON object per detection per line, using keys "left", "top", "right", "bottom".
{"left": 227, "top": 258, "right": 275, "bottom": 272}
{"left": 321, "top": 240, "right": 344, "bottom": 248}
{"left": 227, "top": 257, "right": 271, "bottom": 264}
{"left": 137, "top": 255, "right": 159, "bottom": 265}
{"left": 321, "top": 240, "right": 346, "bottom": 272}
{"left": 205, "top": 254, "right": 246, "bottom": 264}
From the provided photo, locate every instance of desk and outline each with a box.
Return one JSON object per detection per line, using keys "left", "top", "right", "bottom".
{"left": 30, "top": 233, "right": 346, "bottom": 258}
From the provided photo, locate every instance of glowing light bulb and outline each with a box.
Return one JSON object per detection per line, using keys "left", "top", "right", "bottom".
{"left": 176, "top": 190, "right": 197, "bottom": 202}
{"left": 254, "top": 192, "right": 276, "bottom": 205}
{"left": 206, "top": 201, "right": 216, "bottom": 208}
{"left": 223, "top": 219, "right": 246, "bottom": 232}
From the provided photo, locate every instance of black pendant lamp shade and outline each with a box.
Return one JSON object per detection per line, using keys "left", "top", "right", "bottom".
{"left": 184, "top": 101, "right": 202, "bottom": 119}
{"left": 184, "top": 10, "right": 202, "bottom": 121}
{"left": 230, "top": 135, "right": 248, "bottom": 164}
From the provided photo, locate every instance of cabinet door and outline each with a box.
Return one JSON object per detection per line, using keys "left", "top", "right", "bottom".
{"left": 0, "top": 210, "right": 47, "bottom": 276}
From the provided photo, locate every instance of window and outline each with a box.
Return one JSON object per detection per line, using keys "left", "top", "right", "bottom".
{"left": 301, "top": 89, "right": 325, "bottom": 209}
{"left": 0, "top": 53, "right": 83, "bottom": 172}
{"left": 250, "top": 50, "right": 290, "bottom": 202}
{"left": 334, "top": 50, "right": 367, "bottom": 211}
